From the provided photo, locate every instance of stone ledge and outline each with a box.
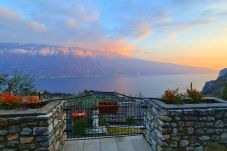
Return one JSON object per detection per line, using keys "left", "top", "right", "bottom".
{"left": 149, "top": 97, "right": 227, "bottom": 110}
{"left": 0, "top": 100, "right": 65, "bottom": 118}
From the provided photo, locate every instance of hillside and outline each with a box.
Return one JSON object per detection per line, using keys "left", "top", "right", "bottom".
{"left": 202, "top": 68, "right": 227, "bottom": 98}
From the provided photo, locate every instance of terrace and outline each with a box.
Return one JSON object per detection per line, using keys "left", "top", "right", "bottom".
{"left": 1, "top": 91, "right": 227, "bottom": 151}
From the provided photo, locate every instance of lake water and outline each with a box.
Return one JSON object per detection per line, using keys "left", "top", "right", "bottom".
{"left": 35, "top": 73, "right": 218, "bottom": 97}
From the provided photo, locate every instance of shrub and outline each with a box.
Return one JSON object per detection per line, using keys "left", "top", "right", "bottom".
{"left": 222, "top": 87, "right": 227, "bottom": 100}
{"left": 73, "top": 119, "right": 88, "bottom": 136}
{"left": 126, "top": 117, "right": 135, "bottom": 125}
{"left": 161, "top": 88, "right": 185, "bottom": 104}
{"left": 99, "top": 118, "right": 110, "bottom": 127}
{"left": 186, "top": 88, "right": 203, "bottom": 102}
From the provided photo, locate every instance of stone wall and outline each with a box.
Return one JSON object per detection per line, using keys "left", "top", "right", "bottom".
{"left": 0, "top": 100, "right": 66, "bottom": 151}
{"left": 144, "top": 98, "right": 227, "bottom": 151}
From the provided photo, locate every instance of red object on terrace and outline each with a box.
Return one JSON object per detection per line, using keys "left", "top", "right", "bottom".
{"left": 72, "top": 110, "right": 87, "bottom": 120}
{"left": 98, "top": 102, "right": 119, "bottom": 114}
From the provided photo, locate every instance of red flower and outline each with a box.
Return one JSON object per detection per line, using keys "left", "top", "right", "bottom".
{"left": 0, "top": 93, "right": 22, "bottom": 105}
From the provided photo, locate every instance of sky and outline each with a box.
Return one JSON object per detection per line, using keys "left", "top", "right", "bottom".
{"left": 0, "top": 0, "right": 227, "bottom": 70}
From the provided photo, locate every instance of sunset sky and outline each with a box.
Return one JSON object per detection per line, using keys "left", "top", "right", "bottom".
{"left": 0, "top": 0, "right": 227, "bottom": 70}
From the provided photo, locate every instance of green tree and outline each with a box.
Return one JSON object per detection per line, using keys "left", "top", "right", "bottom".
{"left": 0, "top": 71, "right": 35, "bottom": 95}
{"left": 0, "top": 74, "right": 8, "bottom": 92}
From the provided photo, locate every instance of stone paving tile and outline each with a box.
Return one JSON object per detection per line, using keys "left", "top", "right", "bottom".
{"left": 62, "top": 135, "right": 152, "bottom": 151}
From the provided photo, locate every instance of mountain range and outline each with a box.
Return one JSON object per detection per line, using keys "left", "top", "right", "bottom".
{"left": 0, "top": 42, "right": 215, "bottom": 79}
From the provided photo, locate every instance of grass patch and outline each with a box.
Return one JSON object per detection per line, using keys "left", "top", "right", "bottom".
{"left": 107, "top": 127, "right": 142, "bottom": 135}
{"left": 206, "top": 142, "right": 227, "bottom": 151}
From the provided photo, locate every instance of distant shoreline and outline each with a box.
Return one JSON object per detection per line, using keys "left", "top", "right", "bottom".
{"left": 36, "top": 72, "right": 218, "bottom": 80}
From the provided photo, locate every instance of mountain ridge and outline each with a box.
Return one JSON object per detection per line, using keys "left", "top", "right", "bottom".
{"left": 0, "top": 42, "right": 216, "bottom": 79}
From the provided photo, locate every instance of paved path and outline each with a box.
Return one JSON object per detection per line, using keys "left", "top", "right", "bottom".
{"left": 62, "top": 135, "right": 152, "bottom": 151}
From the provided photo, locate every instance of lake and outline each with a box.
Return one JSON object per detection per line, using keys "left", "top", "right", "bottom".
{"left": 35, "top": 73, "right": 218, "bottom": 97}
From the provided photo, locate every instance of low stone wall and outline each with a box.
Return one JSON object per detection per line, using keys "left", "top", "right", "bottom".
{"left": 0, "top": 100, "right": 66, "bottom": 151}
{"left": 144, "top": 97, "right": 227, "bottom": 151}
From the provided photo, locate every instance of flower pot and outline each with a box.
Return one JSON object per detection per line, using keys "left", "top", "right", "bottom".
{"left": 98, "top": 102, "right": 119, "bottom": 114}
{"left": 22, "top": 96, "right": 40, "bottom": 105}
{"left": 72, "top": 110, "right": 87, "bottom": 120}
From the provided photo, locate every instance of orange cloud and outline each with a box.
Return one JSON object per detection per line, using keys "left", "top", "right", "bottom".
{"left": 64, "top": 37, "right": 133, "bottom": 58}
{"left": 72, "top": 49, "right": 93, "bottom": 57}
{"left": 99, "top": 40, "right": 132, "bottom": 57}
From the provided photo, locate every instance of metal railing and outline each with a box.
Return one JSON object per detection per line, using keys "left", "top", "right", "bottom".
{"left": 63, "top": 91, "right": 160, "bottom": 140}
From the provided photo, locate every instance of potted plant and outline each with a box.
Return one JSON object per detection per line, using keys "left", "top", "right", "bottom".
{"left": 161, "top": 88, "right": 185, "bottom": 104}
{"left": 161, "top": 88, "right": 205, "bottom": 104}
{"left": 98, "top": 101, "right": 119, "bottom": 114}
{"left": 0, "top": 93, "right": 42, "bottom": 109}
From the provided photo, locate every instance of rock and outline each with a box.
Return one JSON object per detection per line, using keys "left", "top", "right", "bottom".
{"left": 211, "top": 135, "right": 220, "bottom": 141}
{"left": 160, "top": 135, "right": 170, "bottom": 141}
{"left": 174, "top": 117, "right": 181, "bottom": 121}
{"left": 160, "top": 116, "right": 172, "bottom": 122}
{"left": 33, "top": 127, "right": 49, "bottom": 135}
{"left": 0, "top": 130, "right": 8, "bottom": 136}
{"left": 9, "top": 126, "right": 20, "bottom": 134}
{"left": 178, "top": 121, "right": 184, "bottom": 127}
{"left": 221, "top": 132, "right": 227, "bottom": 139}
{"left": 171, "top": 123, "right": 177, "bottom": 127}
{"left": 172, "top": 128, "right": 178, "bottom": 134}
{"left": 187, "top": 127, "right": 194, "bottom": 134}
{"left": 215, "top": 120, "right": 224, "bottom": 128}
{"left": 7, "top": 134, "right": 19, "bottom": 141}
{"left": 180, "top": 139, "right": 189, "bottom": 147}
{"left": 18, "top": 144, "right": 36, "bottom": 150}
{"left": 185, "top": 122, "right": 194, "bottom": 127}
{"left": 20, "top": 137, "right": 34, "bottom": 144}
{"left": 34, "top": 148, "right": 49, "bottom": 151}
{"left": 202, "top": 68, "right": 227, "bottom": 97}
{"left": 0, "top": 143, "right": 5, "bottom": 149}
{"left": 194, "top": 146, "right": 203, "bottom": 151}
{"left": 199, "top": 136, "right": 210, "bottom": 141}
{"left": 172, "top": 137, "right": 180, "bottom": 141}
{"left": 219, "top": 68, "right": 227, "bottom": 78}
{"left": 35, "top": 136, "right": 49, "bottom": 142}
{"left": 7, "top": 141, "right": 19, "bottom": 147}
{"left": 169, "top": 142, "right": 178, "bottom": 148}
{"left": 20, "top": 128, "right": 32, "bottom": 136}
{"left": 0, "top": 119, "right": 9, "bottom": 127}
{"left": 3, "top": 148, "right": 16, "bottom": 151}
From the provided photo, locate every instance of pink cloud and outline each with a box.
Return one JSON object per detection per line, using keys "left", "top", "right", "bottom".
{"left": 135, "top": 22, "right": 152, "bottom": 40}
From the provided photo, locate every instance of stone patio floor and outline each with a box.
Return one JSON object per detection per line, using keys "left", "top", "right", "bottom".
{"left": 62, "top": 135, "right": 152, "bottom": 151}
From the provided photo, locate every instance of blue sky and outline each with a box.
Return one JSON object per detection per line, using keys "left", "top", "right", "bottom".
{"left": 0, "top": 0, "right": 227, "bottom": 69}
